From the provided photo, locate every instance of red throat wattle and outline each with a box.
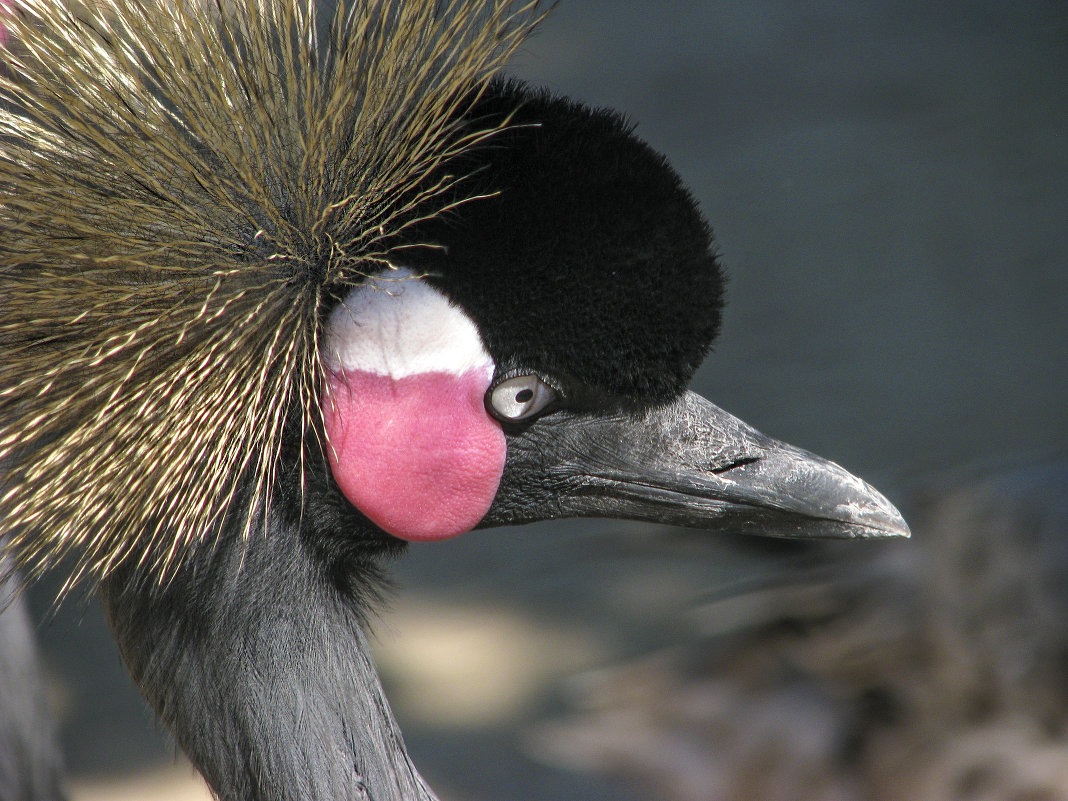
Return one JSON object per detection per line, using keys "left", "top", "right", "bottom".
{"left": 320, "top": 269, "right": 506, "bottom": 542}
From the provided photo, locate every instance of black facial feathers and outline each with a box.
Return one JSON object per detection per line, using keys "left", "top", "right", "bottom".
{"left": 409, "top": 78, "right": 725, "bottom": 407}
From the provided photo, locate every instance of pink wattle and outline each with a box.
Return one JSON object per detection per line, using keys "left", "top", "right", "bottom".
{"left": 322, "top": 368, "right": 506, "bottom": 541}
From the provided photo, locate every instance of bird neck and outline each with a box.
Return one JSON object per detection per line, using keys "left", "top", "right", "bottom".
{"left": 99, "top": 510, "right": 436, "bottom": 801}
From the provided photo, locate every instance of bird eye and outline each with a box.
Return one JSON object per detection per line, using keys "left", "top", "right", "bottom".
{"left": 487, "top": 375, "right": 559, "bottom": 423}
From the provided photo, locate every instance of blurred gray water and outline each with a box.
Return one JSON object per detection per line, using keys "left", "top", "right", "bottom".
{"left": 28, "top": 1, "right": 1068, "bottom": 800}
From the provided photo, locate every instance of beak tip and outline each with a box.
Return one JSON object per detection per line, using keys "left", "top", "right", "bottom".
{"left": 889, "top": 511, "right": 912, "bottom": 539}
{"left": 781, "top": 448, "right": 911, "bottom": 540}
{"left": 872, "top": 517, "right": 911, "bottom": 539}
{"left": 886, "top": 515, "right": 912, "bottom": 539}
{"left": 848, "top": 493, "right": 911, "bottom": 539}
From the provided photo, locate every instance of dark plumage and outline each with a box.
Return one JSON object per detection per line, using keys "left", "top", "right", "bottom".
{"left": 413, "top": 81, "right": 725, "bottom": 406}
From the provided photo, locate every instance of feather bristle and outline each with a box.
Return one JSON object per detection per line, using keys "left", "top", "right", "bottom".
{"left": 0, "top": 0, "right": 544, "bottom": 590}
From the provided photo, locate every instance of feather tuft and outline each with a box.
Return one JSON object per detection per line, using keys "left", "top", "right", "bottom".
{"left": 0, "top": 0, "right": 544, "bottom": 590}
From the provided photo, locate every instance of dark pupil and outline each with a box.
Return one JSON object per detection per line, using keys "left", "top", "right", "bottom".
{"left": 515, "top": 388, "right": 534, "bottom": 403}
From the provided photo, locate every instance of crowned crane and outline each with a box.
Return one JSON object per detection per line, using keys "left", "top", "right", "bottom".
{"left": 0, "top": 1, "right": 907, "bottom": 799}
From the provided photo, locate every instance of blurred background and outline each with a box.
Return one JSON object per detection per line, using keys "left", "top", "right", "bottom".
{"left": 23, "top": 0, "right": 1068, "bottom": 799}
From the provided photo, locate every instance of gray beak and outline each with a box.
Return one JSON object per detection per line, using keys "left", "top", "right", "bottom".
{"left": 482, "top": 390, "right": 909, "bottom": 540}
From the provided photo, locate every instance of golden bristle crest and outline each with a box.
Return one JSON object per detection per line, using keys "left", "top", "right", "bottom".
{"left": 0, "top": 0, "right": 544, "bottom": 590}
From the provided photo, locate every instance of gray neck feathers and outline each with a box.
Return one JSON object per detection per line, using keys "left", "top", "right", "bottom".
{"left": 99, "top": 512, "right": 436, "bottom": 801}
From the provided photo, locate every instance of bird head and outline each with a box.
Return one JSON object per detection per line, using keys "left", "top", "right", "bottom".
{"left": 312, "top": 80, "right": 909, "bottom": 553}
{"left": 0, "top": 0, "right": 906, "bottom": 597}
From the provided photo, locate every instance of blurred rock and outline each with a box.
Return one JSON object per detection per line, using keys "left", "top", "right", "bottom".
{"left": 526, "top": 462, "right": 1068, "bottom": 801}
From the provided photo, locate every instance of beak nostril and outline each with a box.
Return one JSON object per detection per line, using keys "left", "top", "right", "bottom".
{"left": 710, "top": 456, "right": 761, "bottom": 475}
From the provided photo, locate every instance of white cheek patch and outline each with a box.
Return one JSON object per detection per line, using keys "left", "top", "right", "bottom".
{"left": 321, "top": 268, "right": 505, "bottom": 541}
{"left": 323, "top": 268, "right": 493, "bottom": 379}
